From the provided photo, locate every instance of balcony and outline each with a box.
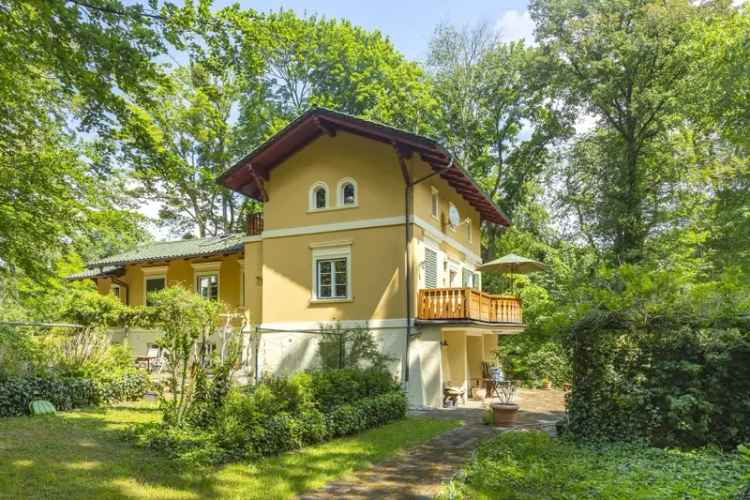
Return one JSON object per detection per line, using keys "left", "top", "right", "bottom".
{"left": 417, "top": 288, "right": 523, "bottom": 324}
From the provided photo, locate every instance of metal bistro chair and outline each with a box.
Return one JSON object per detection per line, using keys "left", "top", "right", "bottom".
{"left": 481, "top": 361, "right": 506, "bottom": 399}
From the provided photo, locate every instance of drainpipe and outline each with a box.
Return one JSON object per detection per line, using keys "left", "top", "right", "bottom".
{"left": 393, "top": 143, "right": 454, "bottom": 384}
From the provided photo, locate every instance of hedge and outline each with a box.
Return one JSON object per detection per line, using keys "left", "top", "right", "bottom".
{"left": 95, "top": 372, "right": 151, "bottom": 404}
{"left": 0, "top": 377, "right": 98, "bottom": 417}
{"left": 566, "top": 310, "right": 750, "bottom": 449}
{"left": 0, "top": 373, "right": 151, "bottom": 417}
{"left": 134, "top": 391, "right": 408, "bottom": 465}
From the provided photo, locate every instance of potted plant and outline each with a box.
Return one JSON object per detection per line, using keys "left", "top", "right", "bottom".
{"left": 490, "top": 382, "right": 519, "bottom": 426}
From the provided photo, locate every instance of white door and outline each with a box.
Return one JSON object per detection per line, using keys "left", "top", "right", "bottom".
{"left": 447, "top": 261, "right": 461, "bottom": 288}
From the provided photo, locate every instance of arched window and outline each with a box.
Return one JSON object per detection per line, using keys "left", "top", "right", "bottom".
{"left": 309, "top": 182, "right": 329, "bottom": 210}
{"left": 337, "top": 178, "right": 358, "bottom": 207}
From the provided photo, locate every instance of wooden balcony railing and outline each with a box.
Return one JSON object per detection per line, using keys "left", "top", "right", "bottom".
{"left": 417, "top": 287, "right": 523, "bottom": 324}
{"left": 246, "top": 212, "right": 264, "bottom": 236}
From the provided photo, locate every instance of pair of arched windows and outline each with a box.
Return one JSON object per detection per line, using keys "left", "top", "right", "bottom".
{"left": 309, "top": 178, "right": 357, "bottom": 210}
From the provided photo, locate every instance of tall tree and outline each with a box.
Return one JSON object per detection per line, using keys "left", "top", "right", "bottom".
{"left": 118, "top": 64, "right": 249, "bottom": 237}
{"left": 232, "top": 9, "right": 436, "bottom": 146}
{"left": 0, "top": 0, "right": 167, "bottom": 281}
{"left": 118, "top": 7, "right": 436, "bottom": 237}
{"left": 427, "top": 23, "right": 569, "bottom": 259}
{"left": 530, "top": 0, "right": 726, "bottom": 263}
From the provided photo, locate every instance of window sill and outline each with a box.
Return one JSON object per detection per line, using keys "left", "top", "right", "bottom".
{"left": 310, "top": 297, "right": 353, "bottom": 304}
{"left": 306, "top": 204, "right": 358, "bottom": 214}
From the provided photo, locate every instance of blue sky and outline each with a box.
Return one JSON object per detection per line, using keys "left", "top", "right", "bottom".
{"left": 207, "top": 0, "right": 535, "bottom": 61}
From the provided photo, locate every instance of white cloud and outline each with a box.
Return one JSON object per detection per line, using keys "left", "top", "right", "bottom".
{"left": 495, "top": 10, "right": 535, "bottom": 45}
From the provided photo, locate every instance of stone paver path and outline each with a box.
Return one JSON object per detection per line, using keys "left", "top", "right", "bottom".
{"left": 299, "top": 389, "right": 565, "bottom": 500}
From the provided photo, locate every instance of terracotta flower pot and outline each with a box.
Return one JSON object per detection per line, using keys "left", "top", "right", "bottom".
{"left": 491, "top": 402, "right": 519, "bottom": 426}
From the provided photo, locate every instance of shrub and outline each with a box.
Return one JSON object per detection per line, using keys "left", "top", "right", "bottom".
{"left": 448, "top": 430, "right": 747, "bottom": 499}
{"left": 317, "top": 323, "right": 393, "bottom": 370}
{"left": 134, "top": 383, "right": 407, "bottom": 466}
{"left": 131, "top": 423, "right": 227, "bottom": 469}
{"left": 309, "top": 367, "right": 400, "bottom": 411}
{"left": 95, "top": 371, "right": 151, "bottom": 404}
{"left": 0, "top": 376, "right": 98, "bottom": 417}
{"left": 326, "top": 392, "right": 407, "bottom": 437}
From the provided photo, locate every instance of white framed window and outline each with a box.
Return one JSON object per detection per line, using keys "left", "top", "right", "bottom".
{"left": 337, "top": 177, "right": 358, "bottom": 207}
{"left": 142, "top": 266, "right": 168, "bottom": 306}
{"left": 311, "top": 244, "right": 352, "bottom": 301}
{"left": 448, "top": 202, "right": 458, "bottom": 232}
{"left": 111, "top": 284, "right": 122, "bottom": 299}
{"left": 144, "top": 276, "right": 166, "bottom": 306}
{"left": 309, "top": 181, "right": 329, "bottom": 210}
{"left": 195, "top": 273, "right": 219, "bottom": 301}
{"left": 462, "top": 268, "right": 472, "bottom": 288}
{"left": 431, "top": 186, "right": 439, "bottom": 219}
{"left": 192, "top": 261, "right": 221, "bottom": 301}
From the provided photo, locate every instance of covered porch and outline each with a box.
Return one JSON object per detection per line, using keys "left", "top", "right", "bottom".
{"left": 439, "top": 327, "right": 504, "bottom": 404}
{"left": 407, "top": 321, "right": 522, "bottom": 409}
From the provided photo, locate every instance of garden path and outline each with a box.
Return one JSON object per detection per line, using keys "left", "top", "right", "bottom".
{"left": 298, "top": 389, "right": 565, "bottom": 500}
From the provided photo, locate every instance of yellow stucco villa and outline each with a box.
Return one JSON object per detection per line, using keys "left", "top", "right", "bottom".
{"left": 68, "top": 108, "right": 525, "bottom": 408}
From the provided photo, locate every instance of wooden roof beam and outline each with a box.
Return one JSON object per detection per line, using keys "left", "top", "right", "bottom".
{"left": 247, "top": 164, "right": 268, "bottom": 202}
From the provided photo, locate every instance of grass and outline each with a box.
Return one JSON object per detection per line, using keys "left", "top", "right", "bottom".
{"left": 443, "top": 430, "right": 749, "bottom": 500}
{"left": 0, "top": 401, "right": 459, "bottom": 499}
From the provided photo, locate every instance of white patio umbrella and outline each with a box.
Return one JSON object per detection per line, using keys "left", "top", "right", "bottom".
{"left": 477, "top": 253, "right": 544, "bottom": 293}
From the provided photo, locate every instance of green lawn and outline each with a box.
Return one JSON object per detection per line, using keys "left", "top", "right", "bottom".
{"left": 0, "top": 401, "right": 459, "bottom": 500}
{"left": 444, "top": 430, "right": 748, "bottom": 500}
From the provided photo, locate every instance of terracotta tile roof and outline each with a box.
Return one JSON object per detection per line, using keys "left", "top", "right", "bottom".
{"left": 217, "top": 108, "right": 511, "bottom": 226}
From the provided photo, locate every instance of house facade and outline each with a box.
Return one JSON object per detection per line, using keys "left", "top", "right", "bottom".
{"left": 69, "top": 108, "right": 524, "bottom": 408}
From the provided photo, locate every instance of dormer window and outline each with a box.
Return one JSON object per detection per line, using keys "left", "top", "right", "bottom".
{"left": 309, "top": 182, "right": 329, "bottom": 210}
{"left": 337, "top": 178, "right": 358, "bottom": 207}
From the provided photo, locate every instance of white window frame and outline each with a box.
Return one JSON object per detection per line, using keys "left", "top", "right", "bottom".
{"left": 111, "top": 283, "right": 122, "bottom": 299}
{"left": 191, "top": 261, "right": 221, "bottom": 301}
{"left": 336, "top": 177, "right": 358, "bottom": 208}
{"left": 195, "top": 272, "right": 220, "bottom": 301}
{"left": 308, "top": 181, "right": 330, "bottom": 211}
{"left": 142, "top": 266, "right": 168, "bottom": 305}
{"left": 447, "top": 259, "right": 461, "bottom": 288}
{"left": 430, "top": 186, "right": 440, "bottom": 220}
{"left": 311, "top": 244, "right": 352, "bottom": 302}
